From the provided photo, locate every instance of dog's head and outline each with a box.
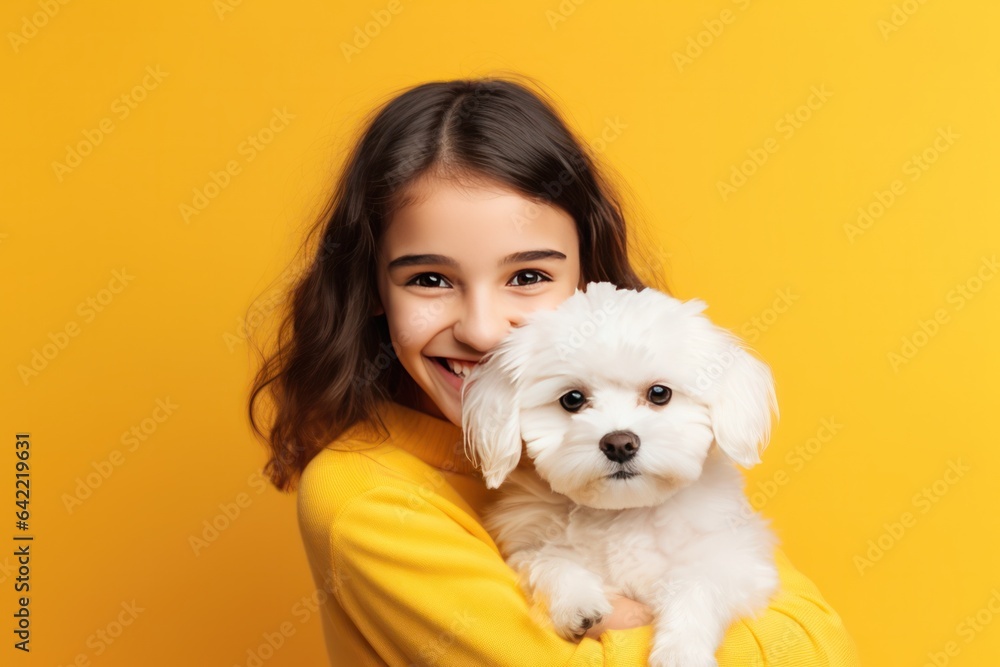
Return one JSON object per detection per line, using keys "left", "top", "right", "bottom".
{"left": 461, "top": 282, "right": 778, "bottom": 510}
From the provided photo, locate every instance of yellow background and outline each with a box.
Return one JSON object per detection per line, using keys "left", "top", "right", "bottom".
{"left": 3, "top": 1, "right": 998, "bottom": 665}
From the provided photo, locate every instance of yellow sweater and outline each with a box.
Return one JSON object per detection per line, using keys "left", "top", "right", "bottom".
{"left": 296, "top": 399, "right": 861, "bottom": 666}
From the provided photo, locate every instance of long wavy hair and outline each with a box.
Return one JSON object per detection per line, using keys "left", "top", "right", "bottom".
{"left": 247, "top": 74, "right": 671, "bottom": 492}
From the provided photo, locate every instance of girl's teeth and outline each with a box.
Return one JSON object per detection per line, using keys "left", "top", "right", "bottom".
{"left": 445, "top": 358, "right": 471, "bottom": 378}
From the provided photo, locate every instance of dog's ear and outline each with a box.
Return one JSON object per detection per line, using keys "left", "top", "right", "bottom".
{"left": 703, "top": 334, "right": 778, "bottom": 468}
{"left": 461, "top": 345, "right": 524, "bottom": 489}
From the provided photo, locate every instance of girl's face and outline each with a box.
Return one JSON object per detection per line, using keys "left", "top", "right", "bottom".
{"left": 375, "top": 172, "right": 583, "bottom": 427}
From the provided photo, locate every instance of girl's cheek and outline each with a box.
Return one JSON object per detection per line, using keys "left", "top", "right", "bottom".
{"left": 408, "top": 311, "right": 443, "bottom": 340}
{"left": 409, "top": 306, "right": 428, "bottom": 333}
{"left": 408, "top": 294, "right": 454, "bottom": 336}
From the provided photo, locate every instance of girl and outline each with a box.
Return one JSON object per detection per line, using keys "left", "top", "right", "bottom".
{"left": 248, "top": 76, "right": 860, "bottom": 666}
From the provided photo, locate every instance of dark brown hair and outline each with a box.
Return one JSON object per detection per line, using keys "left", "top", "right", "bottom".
{"left": 247, "top": 74, "right": 671, "bottom": 492}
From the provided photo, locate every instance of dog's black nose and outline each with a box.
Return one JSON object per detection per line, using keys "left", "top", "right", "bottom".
{"left": 599, "top": 430, "right": 640, "bottom": 463}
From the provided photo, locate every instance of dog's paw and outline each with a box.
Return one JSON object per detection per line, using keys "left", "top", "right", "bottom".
{"left": 548, "top": 592, "right": 614, "bottom": 641}
{"left": 649, "top": 638, "right": 718, "bottom": 667}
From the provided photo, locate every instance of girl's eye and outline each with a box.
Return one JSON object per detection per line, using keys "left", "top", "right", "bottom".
{"left": 509, "top": 270, "right": 551, "bottom": 287}
{"left": 406, "top": 270, "right": 551, "bottom": 289}
{"left": 407, "top": 273, "right": 452, "bottom": 289}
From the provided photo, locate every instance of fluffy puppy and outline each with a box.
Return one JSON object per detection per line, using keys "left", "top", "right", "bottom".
{"left": 461, "top": 282, "right": 780, "bottom": 667}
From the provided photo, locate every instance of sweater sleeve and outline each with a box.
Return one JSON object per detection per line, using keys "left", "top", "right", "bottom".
{"left": 715, "top": 548, "right": 862, "bottom": 666}
{"left": 329, "top": 484, "right": 650, "bottom": 666}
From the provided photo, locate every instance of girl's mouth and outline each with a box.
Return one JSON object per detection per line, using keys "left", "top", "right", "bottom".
{"left": 434, "top": 357, "right": 459, "bottom": 375}
{"left": 430, "top": 356, "right": 472, "bottom": 391}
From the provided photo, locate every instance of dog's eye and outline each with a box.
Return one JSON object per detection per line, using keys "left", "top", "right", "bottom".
{"left": 647, "top": 384, "right": 672, "bottom": 405}
{"left": 559, "top": 390, "right": 586, "bottom": 412}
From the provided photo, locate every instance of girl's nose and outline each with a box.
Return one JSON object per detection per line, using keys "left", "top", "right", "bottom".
{"left": 452, "top": 291, "right": 518, "bottom": 353}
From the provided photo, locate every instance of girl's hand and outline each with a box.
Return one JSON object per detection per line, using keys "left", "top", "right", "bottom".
{"left": 582, "top": 594, "right": 654, "bottom": 640}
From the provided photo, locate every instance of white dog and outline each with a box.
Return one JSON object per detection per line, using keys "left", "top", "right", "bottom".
{"left": 461, "top": 282, "right": 780, "bottom": 667}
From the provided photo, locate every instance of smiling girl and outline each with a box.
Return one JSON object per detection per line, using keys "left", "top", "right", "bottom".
{"left": 248, "top": 76, "right": 860, "bottom": 666}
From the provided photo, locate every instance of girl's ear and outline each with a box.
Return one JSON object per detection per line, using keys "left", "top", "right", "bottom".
{"left": 462, "top": 347, "right": 524, "bottom": 489}
{"left": 706, "top": 336, "right": 778, "bottom": 468}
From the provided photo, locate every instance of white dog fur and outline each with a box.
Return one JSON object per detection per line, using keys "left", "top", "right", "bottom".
{"left": 461, "top": 282, "right": 780, "bottom": 667}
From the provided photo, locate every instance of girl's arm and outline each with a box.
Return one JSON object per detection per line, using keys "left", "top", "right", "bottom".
{"left": 328, "top": 483, "right": 650, "bottom": 665}
{"left": 327, "top": 482, "right": 859, "bottom": 666}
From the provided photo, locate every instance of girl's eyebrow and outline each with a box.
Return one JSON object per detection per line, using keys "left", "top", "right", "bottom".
{"left": 387, "top": 249, "right": 567, "bottom": 270}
